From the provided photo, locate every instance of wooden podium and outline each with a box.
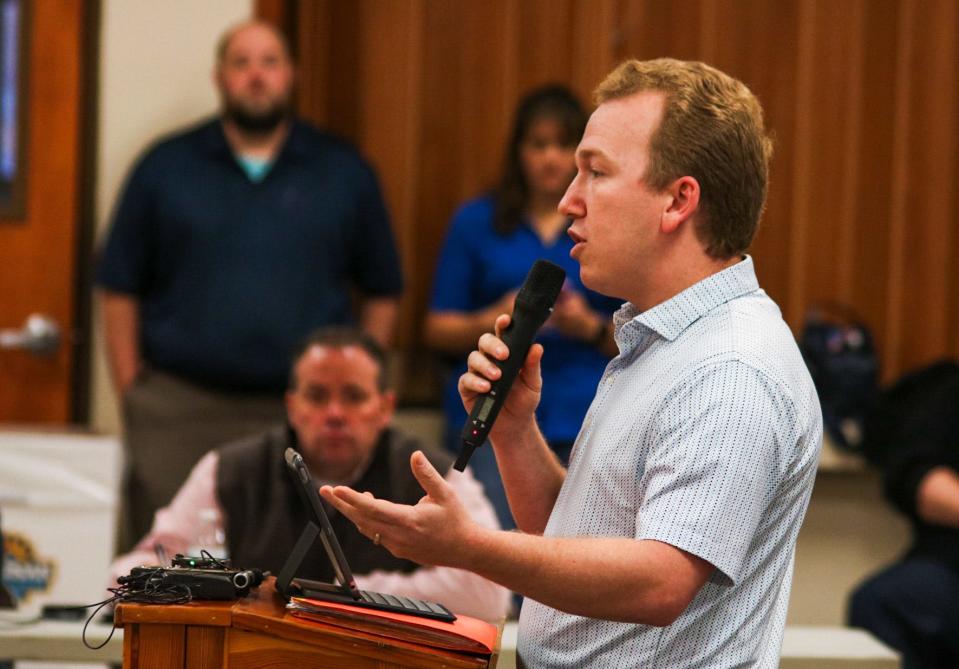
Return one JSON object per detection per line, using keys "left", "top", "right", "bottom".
{"left": 114, "top": 578, "right": 500, "bottom": 668}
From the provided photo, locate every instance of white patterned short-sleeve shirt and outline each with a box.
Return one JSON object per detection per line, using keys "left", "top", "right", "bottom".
{"left": 518, "top": 256, "right": 822, "bottom": 668}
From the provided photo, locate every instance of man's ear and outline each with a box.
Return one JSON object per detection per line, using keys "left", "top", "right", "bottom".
{"left": 660, "top": 176, "right": 701, "bottom": 235}
{"left": 380, "top": 390, "right": 397, "bottom": 425}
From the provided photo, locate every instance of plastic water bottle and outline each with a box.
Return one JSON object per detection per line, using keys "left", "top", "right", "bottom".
{"left": 190, "top": 507, "right": 228, "bottom": 559}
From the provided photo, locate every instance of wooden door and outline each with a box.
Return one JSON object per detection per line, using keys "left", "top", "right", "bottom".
{"left": 0, "top": 0, "right": 92, "bottom": 424}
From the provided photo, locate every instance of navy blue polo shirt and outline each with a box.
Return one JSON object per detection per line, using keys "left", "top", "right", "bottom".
{"left": 96, "top": 118, "right": 403, "bottom": 392}
{"left": 430, "top": 196, "right": 622, "bottom": 446}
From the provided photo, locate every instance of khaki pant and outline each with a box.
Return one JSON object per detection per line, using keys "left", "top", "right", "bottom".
{"left": 117, "top": 368, "right": 286, "bottom": 553}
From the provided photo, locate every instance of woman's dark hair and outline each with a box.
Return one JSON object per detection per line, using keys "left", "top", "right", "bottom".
{"left": 492, "top": 84, "right": 587, "bottom": 236}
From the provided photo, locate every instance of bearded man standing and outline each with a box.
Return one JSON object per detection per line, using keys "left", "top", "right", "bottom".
{"left": 96, "top": 21, "right": 403, "bottom": 552}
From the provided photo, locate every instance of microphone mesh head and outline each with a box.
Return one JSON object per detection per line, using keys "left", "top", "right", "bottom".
{"left": 517, "top": 260, "right": 566, "bottom": 307}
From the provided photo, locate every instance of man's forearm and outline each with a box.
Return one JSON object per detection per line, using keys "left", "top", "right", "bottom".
{"left": 108, "top": 452, "right": 221, "bottom": 588}
{"left": 459, "top": 529, "right": 710, "bottom": 626}
{"left": 359, "top": 296, "right": 399, "bottom": 348}
{"left": 100, "top": 290, "right": 142, "bottom": 395}
{"left": 491, "top": 422, "right": 566, "bottom": 534}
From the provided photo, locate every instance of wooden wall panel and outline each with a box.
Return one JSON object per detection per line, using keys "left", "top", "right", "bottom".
{"left": 515, "top": 0, "right": 574, "bottom": 92}
{"left": 620, "top": 1, "right": 704, "bottom": 62}
{"left": 851, "top": 0, "right": 900, "bottom": 371}
{"left": 263, "top": 0, "right": 959, "bottom": 396}
{"left": 786, "top": 1, "right": 861, "bottom": 324}
{"left": 895, "top": 0, "right": 958, "bottom": 372}
{"left": 694, "top": 0, "right": 802, "bottom": 317}
{"left": 353, "top": 1, "right": 425, "bottom": 349}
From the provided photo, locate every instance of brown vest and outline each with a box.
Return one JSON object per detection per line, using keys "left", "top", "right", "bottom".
{"left": 216, "top": 425, "right": 453, "bottom": 581}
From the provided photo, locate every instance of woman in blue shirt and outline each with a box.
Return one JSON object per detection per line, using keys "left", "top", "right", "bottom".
{"left": 426, "top": 85, "right": 620, "bottom": 531}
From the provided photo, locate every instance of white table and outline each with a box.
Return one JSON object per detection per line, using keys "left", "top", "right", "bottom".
{"left": 780, "top": 626, "right": 899, "bottom": 669}
{"left": 496, "top": 623, "right": 899, "bottom": 669}
{"left": 0, "top": 619, "right": 122, "bottom": 664}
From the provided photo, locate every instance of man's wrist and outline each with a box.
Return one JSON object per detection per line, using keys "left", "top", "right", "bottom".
{"left": 490, "top": 416, "right": 540, "bottom": 451}
{"left": 450, "top": 522, "right": 497, "bottom": 571}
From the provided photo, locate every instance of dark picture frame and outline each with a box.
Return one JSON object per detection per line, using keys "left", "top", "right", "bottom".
{"left": 0, "top": 0, "right": 29, "bottom": 221}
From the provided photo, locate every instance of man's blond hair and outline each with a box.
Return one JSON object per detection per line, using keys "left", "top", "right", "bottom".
{"left": 595, "top": 59, "right": 773, "bottom": 259}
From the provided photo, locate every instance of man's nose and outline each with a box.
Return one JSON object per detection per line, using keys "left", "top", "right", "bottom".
{"left": 559, "top": 175, "right": 585, "bottom": 218}
{"left": 323, "top": 399, "right": 347, "bottom": 421}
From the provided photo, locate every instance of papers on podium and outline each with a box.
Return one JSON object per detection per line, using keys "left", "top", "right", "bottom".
{"left": 287, "top": 595, "right": 498, "bottom": 656}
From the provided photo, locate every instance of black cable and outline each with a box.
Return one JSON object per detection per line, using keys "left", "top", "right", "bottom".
{"left": 199, "top": 549, "right": 229, "bottom": 570}
{"left": 77, "top": 568, "right": 193, "bottom": 650}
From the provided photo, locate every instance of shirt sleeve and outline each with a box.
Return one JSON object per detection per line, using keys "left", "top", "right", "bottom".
{"left": 107, "top": 451, "right": 222, "bottom": 589}
{"left": 636, "top": 360, "right": 790, "bottom": 586}
{"left": 349, "top": 161, "right": 404, "bottom": 297}
{"left": 95, "top": 155, "right": 156, "bottom": 295}
{"left": 429, "top": 206, "right": 481, "bottom": 312}
{"left": 354, "top": 466, "right": 511, "bottom": 622}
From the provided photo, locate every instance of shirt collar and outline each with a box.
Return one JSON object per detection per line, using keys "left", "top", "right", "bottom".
{"left": 202, "top": 117, "right": 310, "bottom": 161}
{"left": 613, "top": 255, "right": 760, "bottom": 353}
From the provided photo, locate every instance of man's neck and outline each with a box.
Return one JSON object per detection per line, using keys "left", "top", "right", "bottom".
{"left": 303, "top": 447, "right": 378, "bottom": 488}
{"left": 221, "top": 118, "right": 291, "bottom": 160}
{"left": 628, "top": 248, "right": 741, "bottom": 313}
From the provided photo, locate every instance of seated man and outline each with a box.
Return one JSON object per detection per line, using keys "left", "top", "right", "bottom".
{"left": 110, "top": 327, "right": 509, "bottom": 622}
{"left": 849, "top": 360, "right": 959, "bottom": 669}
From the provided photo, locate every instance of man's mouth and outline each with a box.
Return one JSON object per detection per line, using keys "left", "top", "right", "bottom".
{"left": 568, "top": 227, "right": 586, "bottom": 259}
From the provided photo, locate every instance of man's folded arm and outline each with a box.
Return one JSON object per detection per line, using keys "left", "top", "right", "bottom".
{"left": 107, "top": 451, "right": 220, "bottom": 588}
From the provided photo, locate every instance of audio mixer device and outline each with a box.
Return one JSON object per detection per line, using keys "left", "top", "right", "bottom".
{"left": 117, "top": 553, "right": 265, "bottom": 601}
{"left": 80, "top": 551, "right": 267, "bottom": 650}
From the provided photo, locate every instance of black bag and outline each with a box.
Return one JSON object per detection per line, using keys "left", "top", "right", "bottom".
{"left": 799, "top": 304, "right": 880, "bottom": 452}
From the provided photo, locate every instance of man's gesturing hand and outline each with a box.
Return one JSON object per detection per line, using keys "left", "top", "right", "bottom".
{"left": 319, "top": 451, "right": 486, "bottom": 569}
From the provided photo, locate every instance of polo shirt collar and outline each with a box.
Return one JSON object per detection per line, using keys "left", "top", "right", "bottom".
{"left": 613, "top": 255, "right": 760, "bottom": 352}
{"left": 202, "top": 116, "right": 310, "bottom": 160}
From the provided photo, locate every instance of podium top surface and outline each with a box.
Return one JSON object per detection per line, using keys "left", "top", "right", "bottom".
{"left": 116, "top": 578, "right": 495, "bottom": 669}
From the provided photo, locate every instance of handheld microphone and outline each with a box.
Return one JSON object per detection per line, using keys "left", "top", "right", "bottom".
{"left": 454, "top": 259, "right": 566, "bottom": 471}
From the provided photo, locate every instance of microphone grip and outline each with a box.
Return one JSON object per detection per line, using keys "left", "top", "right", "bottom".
{"left": 455, "top": 305, "right": 546, "bottom": 471}
{"left": 453, "top": 442, "right": 477, "bottom": 472}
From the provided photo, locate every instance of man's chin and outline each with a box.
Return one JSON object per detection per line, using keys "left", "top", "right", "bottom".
{"left": 579, "top": 266, "right": 616, "bottom": 299}
{"left": 224, "top": 106, "right": 290, "bottom": 134}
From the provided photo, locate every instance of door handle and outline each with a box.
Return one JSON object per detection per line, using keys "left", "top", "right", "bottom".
{"left": 0, "top": 314, "right": 61, "bottom": 355}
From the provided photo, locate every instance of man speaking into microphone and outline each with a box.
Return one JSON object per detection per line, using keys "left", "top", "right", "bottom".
{"left": 321, "top": 59, "right": 822, "bottom": 667}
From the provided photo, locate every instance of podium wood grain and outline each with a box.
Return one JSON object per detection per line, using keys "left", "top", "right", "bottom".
{"left": 115, "top": 578, "right": 495, "bottom": 668}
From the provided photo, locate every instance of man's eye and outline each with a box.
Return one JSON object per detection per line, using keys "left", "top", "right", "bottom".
{"left": 589, "top": 169, "right": 603, "bottom": 178}
{"left": 343, "top": 390, "right": 368, "bottom": 404}
{"left": 304, "top": 390, "right": 327, "bottom": 404}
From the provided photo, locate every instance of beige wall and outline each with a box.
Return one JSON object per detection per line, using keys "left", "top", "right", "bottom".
{"left": 91, "top": 0, "right": 253, "bottom": 435}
